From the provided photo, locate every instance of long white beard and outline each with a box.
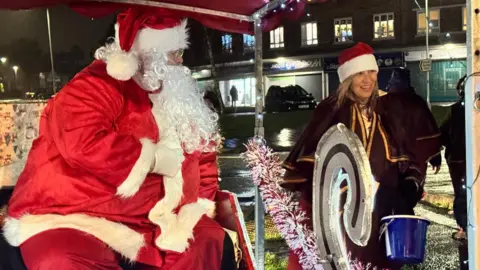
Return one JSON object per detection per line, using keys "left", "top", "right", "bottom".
{"left": 147, "top": 65, "right": 220, "bottom": 154}
{"left": 95, "top": 44, "right": 219, "bottom": 153}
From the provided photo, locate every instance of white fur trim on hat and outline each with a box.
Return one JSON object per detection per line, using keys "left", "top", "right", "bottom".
{"left": 107, "top": 20, "right": 189, "bottom": 81}
{"left": 114, "top": 20, "right": 189, "bottom": 55}
{"left": 337, "top": 54, "right": 379, "bottom": 83}
{"left": 133, "top": 19, "right": 189, "bottom": 53}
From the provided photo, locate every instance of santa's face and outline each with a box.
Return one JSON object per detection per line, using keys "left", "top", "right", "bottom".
{"left": 167, "top": 50, "right": 184, "bottom": 65}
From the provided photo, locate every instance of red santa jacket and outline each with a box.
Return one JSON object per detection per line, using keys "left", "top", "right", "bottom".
{"left": 3, "top": 60, "right": 220, "bottom": 266}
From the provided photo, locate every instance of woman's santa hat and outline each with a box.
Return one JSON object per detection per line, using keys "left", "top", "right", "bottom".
{"left": 107, "top": 7, "right": 189, "bottom": 81}
{"left": 337, "top": 42, "right": 379, "bottom": 83}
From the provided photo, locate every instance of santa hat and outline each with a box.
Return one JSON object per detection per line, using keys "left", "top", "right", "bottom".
{"left": 337, "top": 42, "right": 378, "bottom": 83}
{"left": 107, "top": 8, "right": 189, "bottom": 81}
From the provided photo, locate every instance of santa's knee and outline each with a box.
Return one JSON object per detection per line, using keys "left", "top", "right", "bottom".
{"left": 21, "top": 245, "right": 80, "bottom": 269}
{"left": 19, "top": 229, "right": 119, "bottom": 270}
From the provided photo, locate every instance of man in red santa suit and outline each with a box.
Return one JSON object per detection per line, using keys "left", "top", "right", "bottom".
{"left": 1, "top": 7, "right": 237, "bottom": 270}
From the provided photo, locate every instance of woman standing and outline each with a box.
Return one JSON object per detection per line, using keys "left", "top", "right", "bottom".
{"left": 281, "top": 43, "right": 423, "bottom": 269}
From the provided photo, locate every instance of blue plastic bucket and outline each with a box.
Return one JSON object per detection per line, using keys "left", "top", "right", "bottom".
{"left": 380, "top": 215, "right": 431, "bottom": 264}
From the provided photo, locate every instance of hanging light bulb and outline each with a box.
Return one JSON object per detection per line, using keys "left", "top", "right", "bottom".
{"left": 307, "top": 13, "right": 311, "bottom": 17}
{"left": 290, "top": 7, "right": 294, "bottom": 11}
{"left": 280, "top": 3, "right": 286, "bottom": 9}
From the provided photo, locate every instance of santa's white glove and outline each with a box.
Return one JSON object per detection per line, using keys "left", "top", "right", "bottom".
{"left": 151, "top": 144, "right": 184, "bottom": 177}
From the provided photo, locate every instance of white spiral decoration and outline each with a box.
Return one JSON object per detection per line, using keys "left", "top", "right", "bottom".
{"left": 312, "top": 123, "right": 377, "bottom": 270}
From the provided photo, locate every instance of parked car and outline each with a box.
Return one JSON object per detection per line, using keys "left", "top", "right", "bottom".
{"left": 25, "top": 88, "right": 55, "bottom": 100}
{"left": 265, "top": 85, "right": 317, "bottom": 112}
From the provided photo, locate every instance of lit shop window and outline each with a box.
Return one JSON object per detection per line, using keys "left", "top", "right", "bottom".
{"left": 270, "top": 27, "right": 285, "bottom": 49}
{"left": 243, "top": 34, "right": 255, "bottom": 51}
{"left": 373, "top": 12, "right": 394, "bottom": 39}
{"left": 222, "top": 34, "right": 233, "bottom": 53}
{"left": 417, "top": 9, "right": 440, "bottom": 34}
{"left": 301, "top": 22, "right": 318, "bottom": 46}
{"left": 334, "top": 17, "right": 353, "bottom": 43}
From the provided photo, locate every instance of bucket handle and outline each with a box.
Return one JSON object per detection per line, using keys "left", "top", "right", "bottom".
{"left": 379, "top": 218, "right": 395, "bottom": 241}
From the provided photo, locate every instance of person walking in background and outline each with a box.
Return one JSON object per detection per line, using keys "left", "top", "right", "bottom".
{"left": 229, "top": 85, "right": 238, "bottom": 107}
{"left": 440, "top": 75, "right": 467, "bottom": 241}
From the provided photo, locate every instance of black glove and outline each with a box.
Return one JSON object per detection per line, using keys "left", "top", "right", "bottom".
{"left": 429, "top": 154, "right": 442, "bottom": 167}
{"left": 400, "top": 179, "right": 422, "bottom": 209}
{"left": 0, "top": 186, "right": 14, "bottom": 206}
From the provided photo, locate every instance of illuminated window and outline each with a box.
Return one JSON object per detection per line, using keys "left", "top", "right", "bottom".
{"left": 334, "top": 17, "right": 353, "bottom": 43}
{"left": 417, "top": 9, "right": 440, "bottom": 34}
{"left": 243, "top": 34, "right": 255, "bottom": 51}
{"left": 463, "top": 7, "right": 467, "bottom": 31}
{"left": 301, "top": 22, "right": 318, "bottom": 46}
{"left": 222, "top": 34, "right": 232, "bottom": 53}
{"left": 373, "top": 12, "right": 395, "bottom": 39}
{"left": 270, "top": 27, "right": 284, "bottom": 49}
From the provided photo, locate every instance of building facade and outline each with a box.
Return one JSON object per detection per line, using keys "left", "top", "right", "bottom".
{"left": 184, "top": 0, "right": 467, "bottom": 106}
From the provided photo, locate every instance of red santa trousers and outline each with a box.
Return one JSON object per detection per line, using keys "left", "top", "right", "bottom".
{"left": 20, "top": 219, "right": 228, "bottom": 270}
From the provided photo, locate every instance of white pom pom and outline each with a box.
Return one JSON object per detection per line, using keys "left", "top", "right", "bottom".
{"left": 106, "top": 50, "right": 139, "bottom": 81}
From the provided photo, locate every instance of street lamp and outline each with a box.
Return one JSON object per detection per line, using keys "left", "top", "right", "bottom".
{"left": 0, "top": 57, "right": 6, "bottom": 64}
{"left": 12, "top": 66, "right": 19, "bottom": 86}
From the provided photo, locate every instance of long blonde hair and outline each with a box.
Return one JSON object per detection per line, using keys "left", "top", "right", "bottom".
{"left": 336, "top": 76, "right": 379, "bottom": 118}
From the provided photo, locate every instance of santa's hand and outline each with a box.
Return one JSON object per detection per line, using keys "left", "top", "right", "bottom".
{"left": 151, "top": 144, "right": 184, "bottom": 177}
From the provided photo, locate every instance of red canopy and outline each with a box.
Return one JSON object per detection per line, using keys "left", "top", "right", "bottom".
{"left": 0, "top": 0, "right": 309, "bottom": 34}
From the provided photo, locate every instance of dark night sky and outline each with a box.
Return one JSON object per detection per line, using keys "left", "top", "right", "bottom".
{"left": 0, "top": 5, "right": 115, "bottom": 57}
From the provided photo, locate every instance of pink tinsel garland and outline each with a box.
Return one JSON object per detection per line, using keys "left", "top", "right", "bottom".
{"left": 243, "top": 139, "right": 383, "bottom": 270}
{"left": 242, "top": 139, "right": 323, "bottom": 270}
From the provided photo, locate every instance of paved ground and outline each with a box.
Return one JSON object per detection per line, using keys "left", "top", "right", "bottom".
{"left": 423, "top": 159, "right": 454, "bottom": 197}
{"left": 410, "top": 204, "right": 465, "bottom": 270}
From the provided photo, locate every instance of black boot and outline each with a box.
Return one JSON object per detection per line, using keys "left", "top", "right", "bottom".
{"left": 220, "top": 232, "right": 237, "bottom": 270}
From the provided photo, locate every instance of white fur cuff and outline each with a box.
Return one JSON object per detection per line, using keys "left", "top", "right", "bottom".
{"left": 3, "top": 214, "right": 145, "bottom": 261}
{"left": 116, "top": 138, "right": 156, "bottom": 198}
{"left": 156, "top": 198, "right": 216, "bottom": 253}
{"left": 151, "top": 144, "right": 184, "bottom": 178}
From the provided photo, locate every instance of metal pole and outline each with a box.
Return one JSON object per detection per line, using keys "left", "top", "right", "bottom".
{"left": 465, "top": 1, "right": 479, "bottom": 269}
{"left": 253, "top": 17, "right": 265, "bottom": 270}
{"left": 425, "top": 0, "right": 430, "bottom": 108}
{"left": 46, "top": 8, "right": 57, "bottom": 94}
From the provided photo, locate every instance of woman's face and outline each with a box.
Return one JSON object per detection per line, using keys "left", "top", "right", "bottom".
{"left": 351, "top": 70, "right": 378, "bottom": 101}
